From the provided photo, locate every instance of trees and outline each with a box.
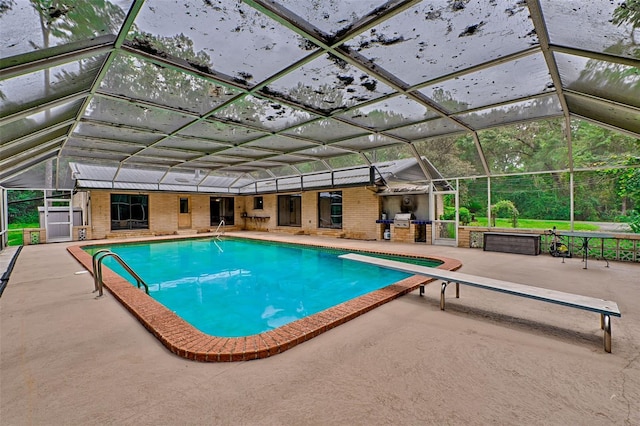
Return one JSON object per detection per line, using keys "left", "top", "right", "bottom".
{"left": 490, "top": 200, "right": 519, "bottom": 228}
{"left": 455, "top": 119, "right": 639, "bottom": 223}
{"left": 7, "top": 190, "right": 42, "bottom": 224}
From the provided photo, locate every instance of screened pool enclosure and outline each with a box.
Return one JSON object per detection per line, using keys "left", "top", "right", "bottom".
{"left": 1, "top": 0, "right": 639, "bottom": 246}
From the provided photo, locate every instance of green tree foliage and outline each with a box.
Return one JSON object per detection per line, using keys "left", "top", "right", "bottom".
{"left": 601, "top": 156, "right": 640, "bottom": 222}
{"left": 612, "top": 0, "right": 640, "bottom": 45}
{"left": 571, "top": 120, "right": 639, "bottom": 168}
{"left": 458, "top": 207, "right": 471, "bottom": 225}
{"left": 7, "top": 190, "right": 43, "bottom": 224}
{"left": 28, "top": 0, "right": 125, "bottom": 46}
{"left": 414, "top": 134, "right": 483, "bottom": 178}
{"left": 491, "top": 200, "right": 519, "bottom": 228}
{"left": 479, "top": 119, "right": 568, "bottom": 174}
{"left": 457, "top": 119, "right": 639, "bottom": 222}
{"left": 627, "top": 211, "right": 640, "bottom": 233}
{"left": 613, "top": 0, "right": 640, "bottom": 27}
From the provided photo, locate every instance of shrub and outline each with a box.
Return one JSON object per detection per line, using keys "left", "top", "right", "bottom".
{"left": 439, "top": 207, "right": 472, "bottom": 225}
{"left": 491, "top": 200, "right": 519, "bottom": 228}
{"left": 440, "top": 206, "right": 456, "bottom": 221}
{"left": 627, "top": 210, "right": 640, "bottom": 233}
{"left": 459, "top": 207, "right": 472, "bottom": 225}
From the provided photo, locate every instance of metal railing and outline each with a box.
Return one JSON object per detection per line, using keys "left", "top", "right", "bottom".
{"left": 214, "top": 219, "right": 225, "bottom": 240}
{"left": 92, "top": 249, "right": 149, "bottom": 297}
{"left": 468, "top": 229, "right": 640, "bottom": 263}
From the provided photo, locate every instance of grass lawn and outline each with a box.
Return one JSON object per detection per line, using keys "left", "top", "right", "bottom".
{"left": 8, "top": 222, "right": 39, "bottom": 246}
{"left": 468, "top": 217, "right": 600, "bottom": 231}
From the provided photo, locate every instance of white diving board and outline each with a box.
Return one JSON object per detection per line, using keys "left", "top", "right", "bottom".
{"left": 339, "top": 253, "right": 621, "bottom": 353}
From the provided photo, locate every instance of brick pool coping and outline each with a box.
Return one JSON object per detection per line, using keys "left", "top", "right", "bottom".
{"left": 67, "top": 235, "right": 462, "bottom": 362}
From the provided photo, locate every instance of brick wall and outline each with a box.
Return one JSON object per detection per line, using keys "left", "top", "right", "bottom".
{"left": 273, "top": 187, "right": 381, "bottom": 239}
{"left": 242, "top": 194, "right": 276, "bottom": 231}
{"left": 88, "top": 187, "right": 381, "bottom": 241}
{"left": 191, "top": 195, "right": 211, "bottom": 230}
{"left": 391, "top": 223, "right": 416, "bottom": 244}
{"left": 341, "top": 187, "right": 380, "bottom": 240}
{"left": 21, "top": 229, "right": 45, "bottom": 245}
{"left": 90, "top": 191, "right": 111, "bottom": 239}
{"left": 91, "top": 191, "right": 237, "bottom": 238}
{"left": 149, "top": 193, "right": 178, "bottom": 234}
{"left": 458, "top": 226, "right": 471, "bottom": 248}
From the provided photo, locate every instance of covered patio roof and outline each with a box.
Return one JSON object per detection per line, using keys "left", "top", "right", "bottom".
{"left": 1, "top": 0, "right": 639, "bottom": 190}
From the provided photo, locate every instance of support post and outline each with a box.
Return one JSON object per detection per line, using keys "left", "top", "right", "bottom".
{"left": 603, "top": 315, "right": 612, "bottom": 353}
{"left": 440, "top": 281, "right": 448, "bottom": 310}
{"left": 487, "top": 177, "right": 492, "bottom": 228}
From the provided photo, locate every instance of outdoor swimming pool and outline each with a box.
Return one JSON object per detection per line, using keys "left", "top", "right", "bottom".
{"left": 85, "top": 238, "right": 442, "bottom": 337}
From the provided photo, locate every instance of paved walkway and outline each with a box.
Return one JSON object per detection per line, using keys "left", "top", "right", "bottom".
{"left": 0, "top": 245, "right": 20, "bottom": 278}
{"left": 0, "top": 245, "right": 20, "bottom": 296}
{"left": 590, "top": 221, "right": 632, "bottom": 232}
{"left": 1, "top": 233, "right": 639, "bottom": 425}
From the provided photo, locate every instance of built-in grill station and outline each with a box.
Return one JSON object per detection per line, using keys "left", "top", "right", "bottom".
{"left": 377, "top": 185, "right": 427, "bottom": 241}
{"left": 393, "top": 213, "right": 414, "bottom": 228}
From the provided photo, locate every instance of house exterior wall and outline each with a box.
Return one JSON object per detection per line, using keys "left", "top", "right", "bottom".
{"left": 90, "top": 191, "right": 114, "bottom": 239}
{"left": 90, "top": 191, "right": 222, "bottom": 239}
{"left": 191, "top": 195, "right": 211, "bottom": 229}
{"left": 243, "top": 194, "right": 277, "bottom": 232}
{"left": 88, "top": 187, "right": 381, "bottom": 240}
{"left": 341, "top": 187, "right": 380, "bottom": 240}
{"left": 268, "top": 187, "right": 380, "bottom": 239}
{"left": 150, "top": 193, "right": 178, "bottom": 235}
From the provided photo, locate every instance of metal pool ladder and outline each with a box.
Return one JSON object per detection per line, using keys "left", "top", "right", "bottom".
{"left": 92, "top": 249, "right": 149, "bottom": 297}
{"left": 214, "top": 219, "right": 225, "bottom": 240}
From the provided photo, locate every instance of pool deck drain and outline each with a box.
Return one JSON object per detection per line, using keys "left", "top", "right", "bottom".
{"left": 67, "top": 235, "right": 461, "bottom": 362}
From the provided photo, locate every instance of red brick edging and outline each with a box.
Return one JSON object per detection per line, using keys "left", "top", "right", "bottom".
{"left": 67, "top": 239, "right": 462, "bottom": 362}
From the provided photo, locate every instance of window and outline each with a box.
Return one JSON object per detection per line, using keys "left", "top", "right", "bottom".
{"left": 277, "top": 194, "right": 301, "bottom": 226}
{"left": 253, "top": 196, "right": 263, "bottom": 210}
{"left": 111, "top": 194, "right": 148, "bottom": 230}
{"left": 210, "top": 197, "right": 234, "bottom": 225}
{"left": 179, "top": 197, "right": 189, "bottom": 214}
{"left": 318, "top": 191, "right": 342, "bottom": 229}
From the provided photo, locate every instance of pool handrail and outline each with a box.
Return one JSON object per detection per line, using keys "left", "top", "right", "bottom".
{"left": 214, "top": 219, "right": 225, "bottom": 240}
{"left": 91, "top": 250, "right": 149, "bottom": 297}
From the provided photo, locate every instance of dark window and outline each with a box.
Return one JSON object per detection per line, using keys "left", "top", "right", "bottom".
{"left": 179, "top": 197, "right": 189, "bottom": 214}
{"left": 210, "top": 197, "right": 234, "bottom": 226}
{"left": 253, "top": 196, "right": 263, "bottom": 210}
{"left": 277, "top": 194, "right": 301, "bottom": 226}
{"left": 318, "top": 191, "right": 342, "bottom": 229}
{"left": 110, "top": 194, "right": 149, "bottom": 230}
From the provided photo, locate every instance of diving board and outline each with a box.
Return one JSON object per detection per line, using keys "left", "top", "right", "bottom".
{"left": 339, "top": 253, "right": 621, "bottom": 353}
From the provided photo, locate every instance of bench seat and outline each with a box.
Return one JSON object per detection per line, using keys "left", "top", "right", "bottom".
{"left": 339, "top": 253, "right": 621, "bottom": 353}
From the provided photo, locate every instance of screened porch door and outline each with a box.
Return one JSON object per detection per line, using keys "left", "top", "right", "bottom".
{"left": 44, "top": 190, "right": 73, "bottom": 242}
{"left": 430, "top": 188, "right": 458, "bottom": 246}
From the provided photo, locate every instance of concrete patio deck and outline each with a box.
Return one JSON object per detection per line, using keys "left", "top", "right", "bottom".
{"left": 1, "top": 232, "right": 639, "bottom": 425}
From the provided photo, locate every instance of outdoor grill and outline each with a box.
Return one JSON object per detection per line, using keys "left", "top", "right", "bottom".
{"left": 393, "top": 213, "right": 413, "bottom": 228}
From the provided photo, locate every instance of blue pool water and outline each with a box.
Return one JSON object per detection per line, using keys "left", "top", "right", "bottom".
{"left": 86, "top": 238, "right": 440, "bottom": 337}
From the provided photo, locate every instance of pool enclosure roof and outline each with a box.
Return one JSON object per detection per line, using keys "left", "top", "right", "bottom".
{"left": 1, "top": 0, "right": 639, "bottom": 193}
